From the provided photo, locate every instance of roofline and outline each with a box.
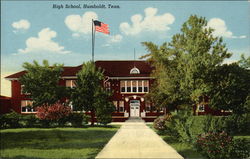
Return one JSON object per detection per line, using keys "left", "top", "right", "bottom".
{"left": 6, "top": 76, "right": 155, "bottom": 81}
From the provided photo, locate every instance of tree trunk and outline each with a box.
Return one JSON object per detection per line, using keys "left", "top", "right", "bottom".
{"left": 91, "top": 111, "right": 95, "bottom": 126}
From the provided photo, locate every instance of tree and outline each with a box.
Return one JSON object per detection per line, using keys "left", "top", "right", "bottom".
{"left": 238, "top": 54, "right": 250, "bottom": 69}
{"left": 71, "top": 61, "right": 115, "bottom": 125}
{"left": 207, "top": 63, "right": 250, "bottom": 115}
{"left": 142, "top": 15, "right": 231, "bottom": 110}
{"left": 20, "top": 60, "right": 68, "bottom": 107}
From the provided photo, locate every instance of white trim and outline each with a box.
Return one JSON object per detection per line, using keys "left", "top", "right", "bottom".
{"left": 61, "top": 76, "right": 77, "bottom": 79}
{"left": 5, "top": 78, "right": 18, "bottom": 81}
{"left": 130, "top": 67, "right": 140, "bottom": 74}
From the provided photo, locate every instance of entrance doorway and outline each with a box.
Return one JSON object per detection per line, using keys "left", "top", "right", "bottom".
{"left": 130, "top": 100, "right": 140, "bottom": 117}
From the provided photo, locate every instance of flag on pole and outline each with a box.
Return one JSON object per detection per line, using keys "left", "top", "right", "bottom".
{"left": 93, "top": 20, "right": 110, "bottom": 34}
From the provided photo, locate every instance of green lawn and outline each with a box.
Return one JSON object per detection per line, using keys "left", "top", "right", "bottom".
{"left": 0, "top": 126, "right": 119, "bottom": 159}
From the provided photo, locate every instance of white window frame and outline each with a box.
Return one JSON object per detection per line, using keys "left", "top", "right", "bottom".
{"left": 21, "top": 100, "right": 35, "bottom": 113}
{"left": 120, "top": 80, "right": 149, "bottom": 93}
{"left": 198, "top": 104, "right": 205, "bottom": 112}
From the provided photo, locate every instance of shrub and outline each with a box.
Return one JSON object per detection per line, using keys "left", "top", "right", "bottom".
{"left": 230, "top": 138, "right": 250, "bottom": 159}
{"left": 153, "top": 114, "right": 172, "bottom": 133}
{"left": 20, "top": 114, "right": 40, "bottom": 128}
{"left": 1, "top": 111, "right": 22, "bottom": 128}
{"left": 196, "top": 132, "right": 250, "bottom": 159}
{"left": 224, "top": 114, "right": 250, "bottom": 134}
{"left": 68, "top": 113, "right": 89, "bottom": 127}
{"left": 196, "top": 131, "right": 232, "bottom": 159}
{"left": 36, "top": 102, "right": 72, "bottom": 121}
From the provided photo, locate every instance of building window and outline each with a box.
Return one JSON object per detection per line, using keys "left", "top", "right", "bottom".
{"left": 127, "top": 81, "right": 132, "bottom": 92}
{"left": 120, "top": 80, "right": 149, "bottom": 93}
{"left": 21, "top": 100, "right": 35, "bottom": 113}
{"left": 121, "top": 81, "right": 125, "bottom": 92}
{"left": 113, "top": 101, "right": 118, "bottom": 112}
{"left": 66, "top": 80, "right": 76, "bottom": 88}
{"left": 132, "top": 81, "right": 137, "bottom": 92}
{"left": 146, "top": 101, "right": 151, "bottom": 112}
{"left": 198, "top": 104, "right": 205, "bottom": 112}
{"left": 119, "top": 101, "right": 124, "bottom": 112}
{"left": 144, "top": 80, "right": 149, "bottom": 92}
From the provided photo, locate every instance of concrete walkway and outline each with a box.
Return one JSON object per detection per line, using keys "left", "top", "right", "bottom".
{"left": 96, "top": 118, "right": 184, "bottom": 159}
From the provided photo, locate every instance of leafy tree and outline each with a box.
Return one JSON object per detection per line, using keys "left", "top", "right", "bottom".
{"left": 71, "top": 61, "right": 115, "bottom": 125}
{"left": 207, "top": 63, "right": 250, "bottom": 115}
{"left": 142, "top": 15, "right": 231, "bottom": 110}
{"left": 238, "top": 54, "right": 250, "bottom": 69}
{"left": 20, "top": 60, "right": 68, "bottom": 107}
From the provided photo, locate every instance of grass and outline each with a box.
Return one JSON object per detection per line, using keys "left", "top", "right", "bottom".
{"left": 147, "top": 124, "right": 205, "bottom": 159}
{"left": 0, "top": 126, "right": 119, "bottom": 159}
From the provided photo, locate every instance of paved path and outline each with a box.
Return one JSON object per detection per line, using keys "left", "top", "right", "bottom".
{"left": 96, "top": 118, "right": 184, "bottom": 159}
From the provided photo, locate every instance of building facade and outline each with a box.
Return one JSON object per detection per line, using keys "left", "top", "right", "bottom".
{"left": 5, "top": 60, "right": 164, "bottom": 121}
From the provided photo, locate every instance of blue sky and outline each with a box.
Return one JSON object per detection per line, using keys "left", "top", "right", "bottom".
{"left": 1, "top": 1, "right": 249, "bottom": 96}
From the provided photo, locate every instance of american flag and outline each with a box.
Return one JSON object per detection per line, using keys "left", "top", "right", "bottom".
{"left": 93, "top": 20, "right": 110, "bottom": 34}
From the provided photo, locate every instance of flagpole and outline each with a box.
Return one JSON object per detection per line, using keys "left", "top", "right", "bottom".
{"left": 92, "top": 19, "right": 94, "bottom": 62}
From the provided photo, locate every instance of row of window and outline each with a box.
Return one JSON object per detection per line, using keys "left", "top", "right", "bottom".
{"left": 120, "top": 80, "right": 149, "bottom": 93}
{"left": 21, "top": 80, "right": 150, "bottom": 95}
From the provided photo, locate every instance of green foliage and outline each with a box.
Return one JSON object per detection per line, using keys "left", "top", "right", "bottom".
{"left": 196, "top": 131, "right": 233, "bottom": 159}
{"left": 71, "top": 61, "right": 114, "bottom": 125}
{"left": 196, "top": 132, "right": 250, "bottom": 159}
{"left": 68, "top": 113, "right": 89, "bottom": 127}
{"left": 20, "top": 60, "right": 67, "bottom": 107}
{"left": 153, "top": 114, "right": 172, "bottom": 134}
{"left": 224, "top": 114, "right": 250, "bottom": 134}
{"left": 0, "top": 111, "right": 22, "bottom": 128}
{"left": 207, "top": 63, "right": 250, "bottom": 115}
{"left": 238, "top": 54, "right": 250, "bottom": 69}
{"left": 230, "top": 138, "right": 250, "bottom": 159}
{"left": 141, "top": 15, "right": 231, "bottom": 110}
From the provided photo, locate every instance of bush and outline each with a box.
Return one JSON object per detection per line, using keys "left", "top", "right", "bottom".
{"left": 224, "top": 114, "right": 250, "bottom": 134}
{"left": 68, "top": 113, "right": 89, "bottom": 127}
{"left": 196, "top": 131, "right": 232, "bottom": 159}
{"left": 20, "top": 114, "right": 40, "bottom": 128}
{"left": 230, "top": 138, "right": 250, "bottom": 159}
{"left": 36, "top": 102, "right": 72, "bottom": 121}
{"left": 0, "top": 111, "right": 22, "bottom": 128}
{"left": 153, "top": 114, "right": 172, "bottom": 134}
{"left": 196, "top": 132, "right": 250, "bottom": 159}
{"left": 170, "top": 112, "right": 228, "bottom": 143}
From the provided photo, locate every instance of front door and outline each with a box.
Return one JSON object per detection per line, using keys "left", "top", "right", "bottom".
{"left": 130, "top": 100, "right": 140, "bottom": 117}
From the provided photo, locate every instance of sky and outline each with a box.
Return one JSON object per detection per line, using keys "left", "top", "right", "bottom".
{"left": 1, "top": 1, "right": 250, "bottom": 96}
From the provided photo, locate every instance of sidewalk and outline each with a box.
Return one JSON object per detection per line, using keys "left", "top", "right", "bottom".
{"left": 95, "top": 118, "right": 184, "bottom": 159}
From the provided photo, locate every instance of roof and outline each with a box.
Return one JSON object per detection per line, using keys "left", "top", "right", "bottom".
{"left": 5, "top": 60, "right": 153, "bottom": 79}
{"left": 95, "top": 61, "right": 153, "bottom": 77}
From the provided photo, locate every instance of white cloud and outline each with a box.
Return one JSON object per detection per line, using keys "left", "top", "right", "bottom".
{"left": 12, "top": 19, "right": 30, "bottom": 30}
{"left": 120, "top": 7, "right": 175, "bottom": 35}
{"left": 18, "top": 28, "right": 70, "bottom": 54}
{"left": 65, "top": 12, "right": 98, "bottom": 36}
{"left": 207, "top": 18, "right": 246, "bottom": 39}
{"left": 108, "top": 34, "right": 123, "bottom": 43}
